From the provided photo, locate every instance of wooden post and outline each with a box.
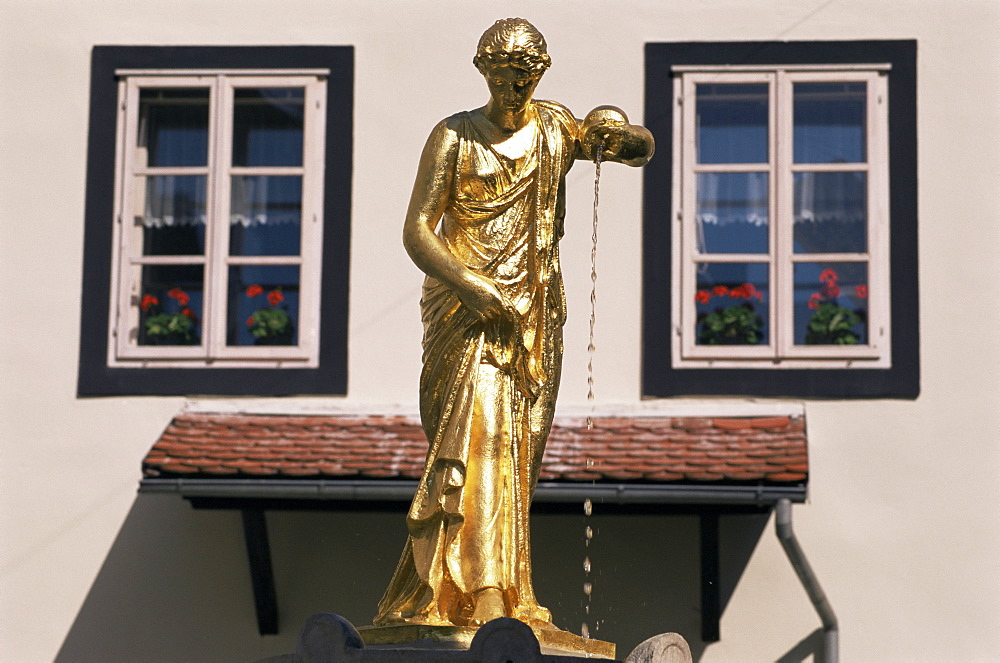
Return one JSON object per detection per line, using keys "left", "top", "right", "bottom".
{"left": 700, "top": 512, "right": 721, "bottom": 642}
{"left": 242, "top": 509, "right": 278, "bottom": 635}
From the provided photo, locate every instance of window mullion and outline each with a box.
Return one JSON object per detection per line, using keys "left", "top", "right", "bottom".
{"left": 791, "top": 162, "right": 870, "bottom": 173}
{"left": 204, "top": 76, "right": 232, "bottom": 357}
{"left": 774, "top": 71, "right": 794, "bottom": 359}
{"left": 679, "top": 74, "right": 699, "bottom": 359}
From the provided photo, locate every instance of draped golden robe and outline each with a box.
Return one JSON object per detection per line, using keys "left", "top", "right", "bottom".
{"left": 375, "top": 100, "right": 579, "bottom": 628}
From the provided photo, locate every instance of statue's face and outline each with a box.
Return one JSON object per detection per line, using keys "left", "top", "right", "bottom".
{"left": 484, "top": 65, "right": 541, "bottom": 114}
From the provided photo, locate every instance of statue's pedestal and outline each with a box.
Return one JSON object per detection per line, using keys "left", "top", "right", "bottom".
{"left": 259, "top": 614, "right": 691, "bottom": 663}
{"left": 358, "top": 620, "right": 615, "bottom": 659}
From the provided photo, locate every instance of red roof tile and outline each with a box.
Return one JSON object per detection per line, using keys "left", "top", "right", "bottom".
{"left": 142, "top": 413, "right": 807, "bottom": 485}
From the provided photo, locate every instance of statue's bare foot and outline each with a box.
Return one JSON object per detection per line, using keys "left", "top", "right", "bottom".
{"left": 469, "top": 587, "right": 505, "bottom": 626}
{"left": 512, "top": 602, "right": 553, "bottom": 627}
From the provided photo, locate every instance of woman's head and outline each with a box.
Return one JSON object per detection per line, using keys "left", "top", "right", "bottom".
{"left": 473, "top": 18, "right": 551, "bottom": 77}
{"left": 475, "top": 19, "right": 549, "bottom": 120}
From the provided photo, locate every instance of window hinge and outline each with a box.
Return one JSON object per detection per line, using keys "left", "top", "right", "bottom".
{"left": 116, "top": 214, "right": 122, "bottom": 225}
{"left": 676, "top": 211, "right": 682, "bottom": 222}
{"left": 677, "top": 96, "right": 683, "bottom": 106}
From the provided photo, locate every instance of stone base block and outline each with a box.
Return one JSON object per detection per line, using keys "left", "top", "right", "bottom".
{"left": 358, "top": 620, "right": 615, "bottom": 659}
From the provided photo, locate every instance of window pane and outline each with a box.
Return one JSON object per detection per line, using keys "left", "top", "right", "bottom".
{"left": 793, "top": 262, "right": 868, "bottom": 345}
{"left": 138, "top": 265, "right": 203, "bottom": 346}
{"left": 794, "top": 82, "right": 866, "bottom": 164}
{"left": 695, "top": 263, "right": 769, "bottom": 345}
{"left": 138, "top": 88, "right": 209, "bottom": 167}
{"left": 229, "top": 176, "right": 302, "bottom": 256}
{"left": 793, "top": 172, "right": 867, "bottom": 254}
{"left": 138, "top": 175, "right": 206, "bottom": 255}
{"left": 696, "top": 83, "right": 768, "bottom": 164}
{"left": 228, "top": 265, "right": 300, "bottom": 346}
{"left": 232, "top": 88, "right": 305, "bottom": 167}
{"left": 697, "top": 172, "right": 769, "bottom": 254}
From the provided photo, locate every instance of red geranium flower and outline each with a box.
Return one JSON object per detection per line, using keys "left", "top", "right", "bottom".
{"left": 267, "top": 290, "right": 284, "bottom": 306}
{"left": 729, "top": 286, "right": 746, "bottom": 299}
{"left": 855, "top": 285, "right": 868, "bottom": 299}
{"left": 808, "top": 292, "right": 822, "bottom": 310}
{"left": 742, "top": 283, "right": 757, "bottom": 297}
{"left": 181, "top": 307, "right": 196, "bottom": 319}
{"left": 246, "top": 315, "right": 255, "bottom": 327}
{"left": 246, "top": 284, "right": 263, "bottom": 298}
{"left": 819, "top": 269, "right": 838, "bottom": 283}
{"left": 140, "top": 294, "right": 159, "bottom": 312}
{"left": 695, "top": 290, "right": 711, "bottom": 304}
{"left": 712, "top": 285, "right": 729, "bottom": 297}
{"left": 167, "top": 287, "right": 190, "bottom": 307}
{"left": 821, "top": 281, "right": 841, "bottom": 299}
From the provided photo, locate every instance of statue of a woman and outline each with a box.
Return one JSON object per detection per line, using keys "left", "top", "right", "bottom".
{"left": 375, "top": 18, "right": 653, "bottom": 631}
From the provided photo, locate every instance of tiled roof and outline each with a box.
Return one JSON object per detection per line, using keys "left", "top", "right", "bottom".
{"left": 142, "top": 413, "right": 807, "bottom": 485}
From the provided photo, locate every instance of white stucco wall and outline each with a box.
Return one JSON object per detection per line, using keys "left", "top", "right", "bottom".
{"left": 2, "top": 1, "right": 998, "bottom": 661}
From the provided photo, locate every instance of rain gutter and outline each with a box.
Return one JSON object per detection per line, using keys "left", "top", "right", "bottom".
{"left": 139, "top": 477, "right": 807, "bottom": 506}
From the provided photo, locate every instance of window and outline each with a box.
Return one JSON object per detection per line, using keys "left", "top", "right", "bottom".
{"left": 112, "top": 73, "right": 325, "bottom": 366}
{"left": 674, "top": 67, "right": 889, "bottom": 368}
{"left": 643, "top": 41, "right": 918, "bottom": 398}
{"left": 79, "top": 47, "right": 353, "bottom": 396}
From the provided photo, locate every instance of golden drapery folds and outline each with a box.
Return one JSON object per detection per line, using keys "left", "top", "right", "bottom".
{"left": 376, "top": 101, "right": 576, "bottom": 629}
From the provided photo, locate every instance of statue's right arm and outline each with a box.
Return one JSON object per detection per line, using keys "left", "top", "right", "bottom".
{"left": 402, "top": 118, "right": 511, "bottom": 323}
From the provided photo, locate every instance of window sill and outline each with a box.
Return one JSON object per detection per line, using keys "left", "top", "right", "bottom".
{"left": 672, "top": 356, "right": 890, "bottom": 370}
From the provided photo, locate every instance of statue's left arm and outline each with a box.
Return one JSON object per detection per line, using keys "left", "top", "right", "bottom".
{"left": 576, "top": 105, "right": 654, "bottom": 167}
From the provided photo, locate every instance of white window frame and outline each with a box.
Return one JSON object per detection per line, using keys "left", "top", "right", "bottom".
{"left": 671, "top": 65, "right": 891, "bottom": 369}
{"left": 107, "top": 70, "right": 327, "bottom": 368}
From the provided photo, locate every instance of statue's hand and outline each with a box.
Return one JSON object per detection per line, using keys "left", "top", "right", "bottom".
{"left": 458, "top": 272, "right": 516, "bottom": 325}
{"left": 586, "top": 123, "right": 629, "bottom": 161}
{"left": 581, "top": 105, "right": 628, "bottom": 162}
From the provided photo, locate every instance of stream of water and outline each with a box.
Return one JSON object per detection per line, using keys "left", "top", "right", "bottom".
{"left": 581, "top": 142, "right": 604, "bottom": 641}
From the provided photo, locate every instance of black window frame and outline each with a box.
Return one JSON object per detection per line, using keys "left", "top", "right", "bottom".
{"left": 78, "top": 45, "right": 353, "bottom": 396}
{"left": 642, "top": 40, "right": 918, "bottom": 399}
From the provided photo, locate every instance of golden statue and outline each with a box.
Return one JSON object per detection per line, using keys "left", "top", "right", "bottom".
{"left": 372, "top": 17, "right": 653, "bottom": 640}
